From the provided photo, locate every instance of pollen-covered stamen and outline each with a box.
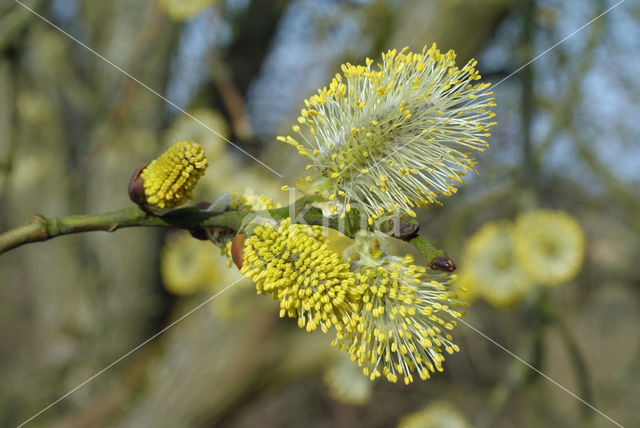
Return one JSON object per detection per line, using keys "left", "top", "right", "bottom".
{"left": 139, "top": 141, "right": 208, "bottom": 209}
{"left": 228, "top": 192, "right": 282, "bottom": 211}
{"left": 333, "top": 252, "right": 464, "bottom": 384}
{"left": 279, "top": 44, "right": 496, "bottom": 221}
{"left": 240, "top": 218, "right": 360, "bottom": 333}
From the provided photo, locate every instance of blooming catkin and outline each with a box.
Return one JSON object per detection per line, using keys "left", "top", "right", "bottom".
{"left": 458, "top": 220, "right": 533, "bottom": 307}
{"left": 240, "top": 218, "right": 359, "bottom": 333}
{"left": 333, "top": 252, "right": 463, "bottom": 384}
{"left": 324, "top": 354, "right": 373, "bottom": 405}
{"left": 398, "top": 401, "right": 471, "bottom": 428}
{"left": 140, "top": 141, "right": 208, "bottom": 209}
{"left": 279, "top": 44, "right": 496, "bottom": 222}
{"left": 160, "top": 231, "right": 218, "bottom": 296}
{"left": 514, "top": 209, "right": 586, "bottom": 286}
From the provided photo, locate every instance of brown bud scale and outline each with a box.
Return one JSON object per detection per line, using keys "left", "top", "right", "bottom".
{"left": 128, "top": 163, "right": 149, "bottom": 206}
{"left": 231, "top": 233, "right": 246, "bottom": 269}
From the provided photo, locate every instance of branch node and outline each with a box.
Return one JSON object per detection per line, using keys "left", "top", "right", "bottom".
{"left": 33, "top": 214, "right": 47, "bottom": 223}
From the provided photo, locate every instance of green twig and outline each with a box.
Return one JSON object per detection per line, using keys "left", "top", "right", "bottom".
{"left": 0, "top": 197, "right": 451, "bottom": 269}
{"left": 0, "top": 206, "right": 148, "bottom": 254}
{"left": 408, "top": 235, "right": 446, "bottom": 262}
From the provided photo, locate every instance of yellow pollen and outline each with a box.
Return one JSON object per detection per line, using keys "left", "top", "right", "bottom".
{"left": 140, "top": 141, "right": 207, "bottom": 209}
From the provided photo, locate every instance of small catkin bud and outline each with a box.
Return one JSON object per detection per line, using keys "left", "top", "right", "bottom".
{"left": 138, "top": 141, "right": 208, "bottom": 210}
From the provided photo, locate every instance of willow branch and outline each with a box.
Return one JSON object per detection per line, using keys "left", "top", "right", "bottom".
{"left": 0, "top": 206, "right": 151, "bottom": 254}
{"left": 0, "top": 199, "right": 313, "bottom": 255}
{"left": 0, "top": 197, "right": 452, "bottom": 269}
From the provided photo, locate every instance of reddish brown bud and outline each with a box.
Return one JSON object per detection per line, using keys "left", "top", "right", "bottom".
{"left": 128, "top": 163, "right": 148, "bottom": 206}
{"left": 189, "top": 228, "right": 209, "bottom": 241}
{"left": 188, "top": 202, "right": 214, "bottom": 240}
{"left": 231, "top": 233, "right": 246, "bottom": 269}
{"left": 430, "top": 256, "right": 456, "bottom": 272}
{"left": 197, "top": 202, "right": 214, "bottom": 211}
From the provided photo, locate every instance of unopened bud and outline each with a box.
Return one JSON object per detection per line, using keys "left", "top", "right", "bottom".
{"left": 430, "top": 256, "right": 456, "bottom": 272}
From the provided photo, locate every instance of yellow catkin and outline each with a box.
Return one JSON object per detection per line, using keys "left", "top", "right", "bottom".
{"left": 279, "top": 44, "right": 496, "bottom": 222}
{"left": 158, "top": 0, "right": 219, "bottom": 21}
{"left": 140, "top": 141, "right": 208, "bottom": 209}
{"left": 397, "top": 401, "right": 471, "bottom": 428}
{"left": 333, "top": 243, "right": 464, "bottom": 384}
{"left": 228, "top": 192, "right": 281, "bottom": 211}
{"left": 160, "top": 231, "right": 217, "bottom": 296}
{"left": 458, "top": 220, "right": 533, "bottom": 307}
{"left": 514, "top": 209, "right": 586, "bottom": 286}
{"left": 209, "top": 193, "right": 283, "bottom": 268}
{"left": 324, "top": 355, "right": 373, "bottom": 405}
{"left": 240, "top": 218, "right": 359, "bottom": 333}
